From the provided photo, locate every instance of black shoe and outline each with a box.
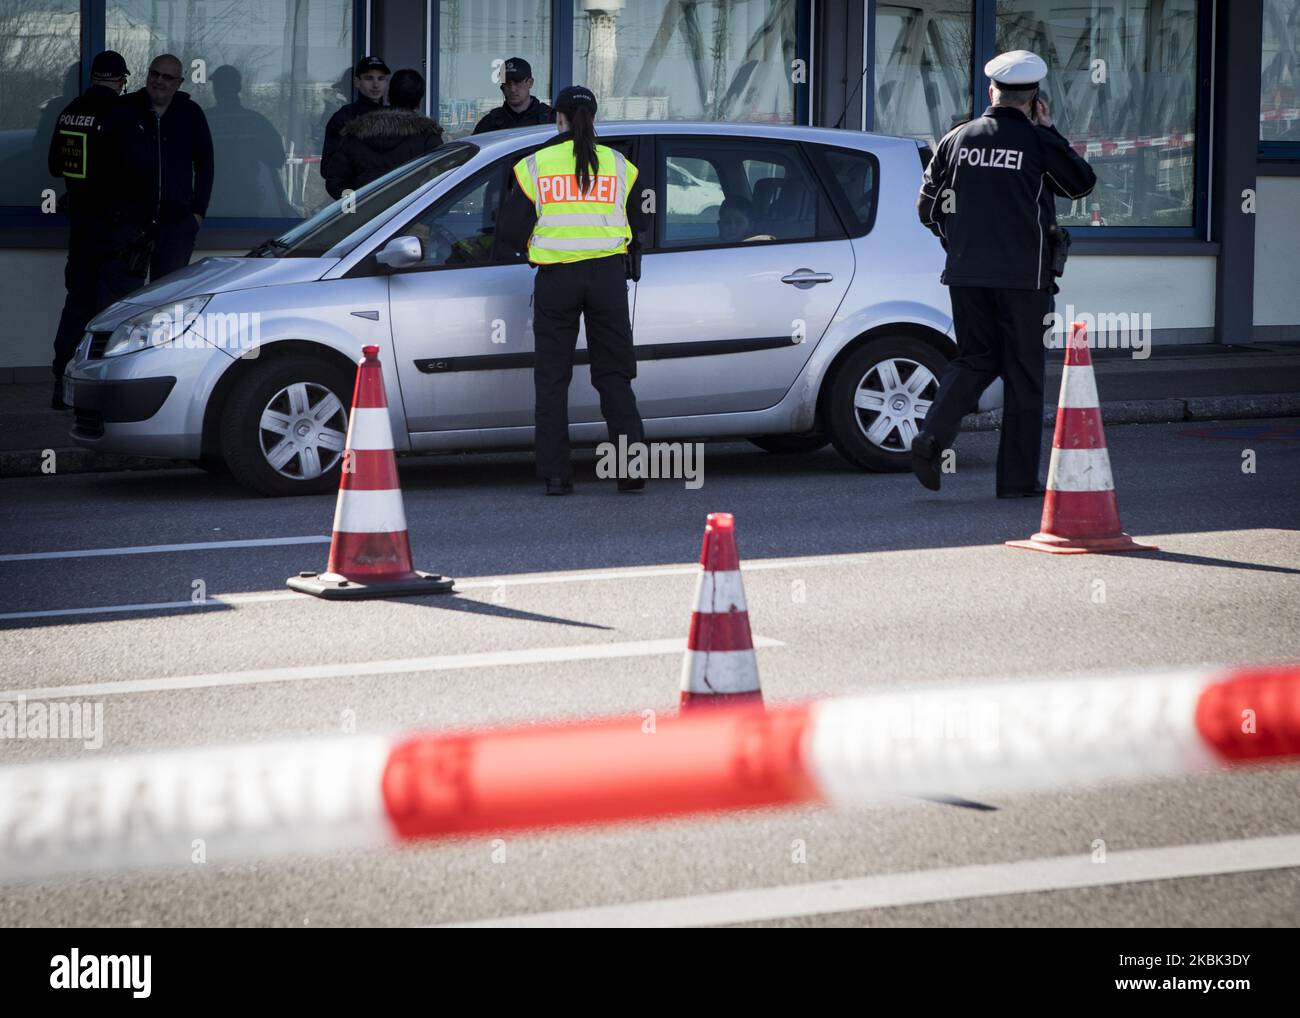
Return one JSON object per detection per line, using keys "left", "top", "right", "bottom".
{"left": 616, "top": 477, "right": 645, "bottom": 493}
{"left": 997, "top": 485, "right": 1047, "bottom": 499}
{"left": 544, "top": 477, "right": 574, "bottom": 496}
{"left": 911, "top": 434, "right": 941, "bottom": 491}
{"left": 51, "top": 380, "right": 70, "bottom": 411}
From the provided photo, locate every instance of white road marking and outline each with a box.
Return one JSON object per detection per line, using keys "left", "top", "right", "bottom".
{"left": 0, "top": 591, "right": 298, "bottom": 622}
{"left": 442, "top": 834, "right": 1300, "bottom": 928}
{"left": 0, "top": 535, "right": 330, "bottom": 563}
{"left": 0, "top": 552, "right": 891, "bottom": 622}
{"left": 0, "top": 636, "right": 783, "bottom": 701}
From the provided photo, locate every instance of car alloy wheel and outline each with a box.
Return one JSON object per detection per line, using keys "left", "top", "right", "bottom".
{"left": 258, "top": 381, "right": 348, "bottom": 481}
{"left": 852, "top": 357, "right": 937, "bottom": 453}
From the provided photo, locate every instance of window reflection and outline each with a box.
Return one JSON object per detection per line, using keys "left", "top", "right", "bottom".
{"left": 0, "top": 1, "right": 80, "bottom": 207}
{"left": 874, "top": 2, "right": 974, "bottom": 146}
{"left": 573, "top": 0, "right": 797, "bottom": 122}
{"left": 1262, "top": 0, "right": 1300, "bottom": 143}
{"left": 997, "top": 0, "right": 1199, "bottom": 228}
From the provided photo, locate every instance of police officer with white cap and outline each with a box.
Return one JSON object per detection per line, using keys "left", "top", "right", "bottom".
{"left": 912, "top": 50, "right": 1097, "bottom": 498}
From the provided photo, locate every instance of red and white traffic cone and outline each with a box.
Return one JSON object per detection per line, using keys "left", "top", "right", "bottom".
{"left": 1007, "top": 324, "right": 1156, "bottom": 555}
{"left": 288, "top": 345, "right": 454, "bottom": 598}
{"left": 679, "top": 512, "right": 763, "bottom": 710}
{"left": 1089, "top": 203, "right": 1104, "bottom": 226}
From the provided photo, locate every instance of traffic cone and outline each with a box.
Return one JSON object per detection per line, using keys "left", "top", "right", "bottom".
{"left": 1090, "top": 203, "right": 1104, "bottom": 226}
{"left": 288, "top": 345, "right": 455, "bottom": 598}
{"left": 1007, "top": 324, "right": 1157, "bottom": 555}
{"left": 679, "top": 512, "right": 763, "bottom": 710}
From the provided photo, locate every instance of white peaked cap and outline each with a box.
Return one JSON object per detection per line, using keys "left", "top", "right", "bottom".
{"left": 984, "top": 50, "right": 1048, "bottom": 87}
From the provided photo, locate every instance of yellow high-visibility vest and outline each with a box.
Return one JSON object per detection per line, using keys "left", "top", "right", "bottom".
{"left": 513, "top": 140, "right": 637, "bottom": 265}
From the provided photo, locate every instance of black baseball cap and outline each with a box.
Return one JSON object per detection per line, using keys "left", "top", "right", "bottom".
{"left": 554, "top": 85, "right": 597, "bottom": 115}
{"left": 503, "top": 58, "right": 532, "bottom": 82}
{"left": 354, "top": 55, "right": 390, "bottom": 76}
{"left": 90, "top": 51, "right": 130, "bottom": 77}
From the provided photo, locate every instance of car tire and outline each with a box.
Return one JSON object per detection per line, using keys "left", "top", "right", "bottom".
{"left": 220, "top": 355, "right": 353, "bottom": 497}
{"left": 825, "top": 337, "right": 949, "bottom": 472}
{"left": 748, "top": 434, "right": 829, "bottom": 455}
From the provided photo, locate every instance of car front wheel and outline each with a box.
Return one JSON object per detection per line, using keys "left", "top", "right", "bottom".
{"left": 220, "top": 355, "right": 353, "bottom": 496}
{"left": 825, "top": 337, "right": 948, "bottom": 471}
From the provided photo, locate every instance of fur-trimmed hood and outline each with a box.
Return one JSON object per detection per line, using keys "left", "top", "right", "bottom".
{"left": 341, "top": 108, "right": 443, "bottom": 149}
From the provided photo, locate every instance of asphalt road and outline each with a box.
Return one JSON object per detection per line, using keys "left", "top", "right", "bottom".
{"left": 1, "top": 419, "right": 1298, "bottom": 927}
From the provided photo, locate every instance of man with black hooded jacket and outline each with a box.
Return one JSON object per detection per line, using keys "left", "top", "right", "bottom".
{"left": 122, "top": 54, "right": 214, "bottom": 280}
{"left": 323, "top": 69, "right": 443, "bottom": 199}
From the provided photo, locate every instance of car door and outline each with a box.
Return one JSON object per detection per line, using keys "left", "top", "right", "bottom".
{"left": 385, "top": 157, "right": 535, "bottom": 440}
{"left": 386, "top": 138, "right": 640, "bottom": 442}
{"left": 630, "top": 135, "right": 855, "bottom": 418}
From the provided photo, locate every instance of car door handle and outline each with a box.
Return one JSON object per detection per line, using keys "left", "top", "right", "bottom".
{"left": 781, "top": 269, "right": 834, "bottom": 287}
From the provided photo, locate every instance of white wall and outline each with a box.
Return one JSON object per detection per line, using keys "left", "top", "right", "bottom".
{"left": 0, "top": 248, "right": 242, "bottom": 381}
{"left": 1254, "top": 176, "right": 1300, "bottom": 329}
{"left": 1055, "top": 255, "right": 1217, "bottom": 342}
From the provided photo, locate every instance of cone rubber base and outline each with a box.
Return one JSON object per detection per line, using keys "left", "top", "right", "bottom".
{"left": 1006, "top": 532, "right": 1158, "bottom": 555}
{"left": 286, "top": 570, "right": 455, "bottom": 600}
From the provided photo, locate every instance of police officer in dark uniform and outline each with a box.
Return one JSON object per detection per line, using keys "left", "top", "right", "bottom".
{"left": 912, "top": 50, "right": 1097, "bottom": 498}
{"left": 472, "top": 58, "right": 555, "bottom": 135}
{"left": 494, "top": 85, "right": 644, "bottom": 495}
{"left": 320, "top": 56, "right": 390, "bottom": 177}
{"left": 47, "top": 50, "right": 149, "bottom": 409}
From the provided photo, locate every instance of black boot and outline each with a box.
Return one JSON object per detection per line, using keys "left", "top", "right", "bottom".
{"left": 911, "top": 434, "right": 941, "bottom": 491}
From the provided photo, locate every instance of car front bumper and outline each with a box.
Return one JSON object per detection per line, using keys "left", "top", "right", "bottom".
{"left": 64, "top": 339, "right": 229, "bottom": 459}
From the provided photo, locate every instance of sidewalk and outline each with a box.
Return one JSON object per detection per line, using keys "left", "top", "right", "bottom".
{"left": 3, "top": 342, "right": 1299, "bottom": 478}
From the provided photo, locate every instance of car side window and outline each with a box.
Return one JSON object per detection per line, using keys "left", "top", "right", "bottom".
{"left": 659, "top": 139, "right": 834, "bottom": 250}
{"left": 812, "top": 146, "right": 880, "bottom": 237}
{"left": 395, "top": 165, "right": 505, "bottom": 269}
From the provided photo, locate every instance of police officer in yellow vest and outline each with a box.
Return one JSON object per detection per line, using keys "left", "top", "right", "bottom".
{"left": 496, "top": 85, "right": 646, "bottom": 495}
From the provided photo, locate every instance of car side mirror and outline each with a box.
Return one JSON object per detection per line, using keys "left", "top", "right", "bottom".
{"left": 375, "top": 236, "right": 423, "bottom": 269}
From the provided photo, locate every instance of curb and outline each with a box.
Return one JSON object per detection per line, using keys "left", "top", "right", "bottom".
{"left": 2, "top": 393, "right": 1298, "bottom": 479}
{"left": 960, "top": 392, "right": 1300, "bottom": 433}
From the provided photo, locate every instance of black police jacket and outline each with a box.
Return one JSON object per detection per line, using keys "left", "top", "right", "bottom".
{"left": 320, "top": 95, "right": 384, "bottom": 172}
{"left": 918, "top": 105, "right": 1097, "bottom": 290}
{"left": 46, "top": 84, "right": 146, "bottom": 225}
{"left": 122, "top": 89, "right": 215, "bottom": 223}
{"left": 322, "top": 109, "right": 445, "bottom": 199}
{"left": 472, "top": 97, "right": 556, "bottom": 135}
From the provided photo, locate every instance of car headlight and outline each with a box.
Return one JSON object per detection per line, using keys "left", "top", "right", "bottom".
{"left": 101, "top": 295, "right": 212, "bottom": 357}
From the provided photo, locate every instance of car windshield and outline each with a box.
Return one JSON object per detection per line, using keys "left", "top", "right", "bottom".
{"left": 264, "top": 143, "right": 478, "bottom": 258}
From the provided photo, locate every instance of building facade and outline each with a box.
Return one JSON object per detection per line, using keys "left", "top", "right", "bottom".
{"left": 0, "top": 0, "right": 1295, "bottom": 379}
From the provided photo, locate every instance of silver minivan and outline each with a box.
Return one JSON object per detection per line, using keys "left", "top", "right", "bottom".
{"left": 65, "top": 122, "right": 999, "bottom": 496}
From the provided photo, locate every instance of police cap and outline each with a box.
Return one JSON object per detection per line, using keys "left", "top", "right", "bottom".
{"left": 983, "top": 50, "right": 1047, "bottom": 89}
{"left": 90, "top": 50, "right": 130, "bottom": 77}
{"left": 554, "top": 85, "right": 597, "bottom": 116}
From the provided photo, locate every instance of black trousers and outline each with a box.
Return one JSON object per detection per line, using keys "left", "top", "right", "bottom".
{"left": 150, "top": 215, "right": 200, "bottom": 281}
{"left": 532, "top": 254, "right": 645, "bottom": 480}
{"left": 51, "top": 216, "right": 147, "bottom": 380}
{"left": 920, "top": 285, "right": 1052, "bottom": 495}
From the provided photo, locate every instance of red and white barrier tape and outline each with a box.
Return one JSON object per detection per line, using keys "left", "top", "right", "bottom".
{"left": 1, "top": 664, "right": 1296, "bottom": 884}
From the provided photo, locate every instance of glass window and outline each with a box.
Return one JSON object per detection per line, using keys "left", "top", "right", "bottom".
{"left": 271, "top": 144, "right": 475, "bottom": 258}
{"left": 395, "top": 163, "right": 507, "bottom": 269}
{"left": 660, "top": 139, "right": 820, "bottom": 249}
{"left": 440, "top": 0, "right": 552, "bottom": 140}
{"left": 874, "top": 2, "right": 974, "bottom": 147}
{"left": 573, "top": 0, "right": 798, "bottom": 123}
{"left": 1261, "top": 0, "right": 1300, "bottom": 143}
{"left": 815, "top": 146, "right": 879, "bottom": 235}
{"left": 997, "top": 1, "right": 1199, "bottom": 228}
{"left": 0, "top": 1, "right": 81, "bottom": 207}
{"left": 106, "top": 0, "right": 354, "bottom": 220}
